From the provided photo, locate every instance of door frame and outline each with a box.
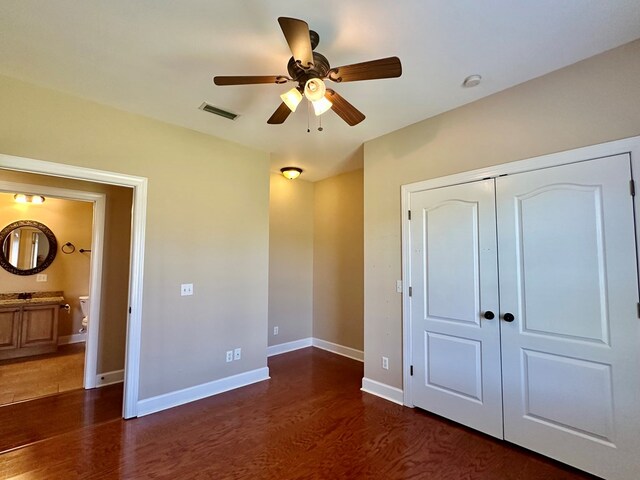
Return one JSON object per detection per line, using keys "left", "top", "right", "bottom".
{"left": 401, "top": 135, "right": 640, "bottom": 407}
{"left": 0, "top": 153, "right": 147, "bottom": 419}
{"left": 0, "top": 180, "right": 106, "bottom": 389}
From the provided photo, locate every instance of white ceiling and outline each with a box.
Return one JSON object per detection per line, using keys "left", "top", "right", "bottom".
{"left": 1, "top": 1, "right": 639, "bottom": 181}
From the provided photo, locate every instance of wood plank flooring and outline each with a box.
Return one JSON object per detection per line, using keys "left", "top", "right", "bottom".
{"left": 0, "top": 343, "right": 85, "bottom": 405}
{"left": 0, "top": 347, "right": 599, "bottom": 479}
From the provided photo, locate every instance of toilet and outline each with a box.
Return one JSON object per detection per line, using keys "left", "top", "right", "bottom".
{"left": 79, "top": 295, "right": 89, "bottom": 333}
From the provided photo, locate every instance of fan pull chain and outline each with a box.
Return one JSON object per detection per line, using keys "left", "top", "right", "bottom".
{"left": 307, "top": 100, "right": 311, "bottom": 133}
{"left": 318, "top": 114, "right": 323, "bottom": 132}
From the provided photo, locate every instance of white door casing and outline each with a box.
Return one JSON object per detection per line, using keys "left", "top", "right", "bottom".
{"left": 0, "top": 153, "right": 146, "bottom": 419}
{"left": 403, "top": 136, "right": 640, "bottom": 480}
{"left": 409, "top": 179, "right": 503, "bottom": 439}
{"left": 497, "top": 154, "right": 640, "bottom": 479}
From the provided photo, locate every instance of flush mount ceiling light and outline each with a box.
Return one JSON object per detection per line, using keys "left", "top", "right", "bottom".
{"left": 14, "top": 194, "right": 45, "bottom": 204}
{"left": 462, "top": 74, "right": 482, "bottom": 88}
{"left": 280, "top": 167, "right": 303, "bottom": 180}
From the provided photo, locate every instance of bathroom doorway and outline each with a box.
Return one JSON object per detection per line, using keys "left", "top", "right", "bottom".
{"left": 0, "top": 181, "right": 108, "bottom": 405}
{"left": 0, "top": 153, "right": 145, "bottom": 419}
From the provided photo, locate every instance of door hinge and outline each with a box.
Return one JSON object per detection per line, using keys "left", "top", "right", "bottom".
{"left": 410, "top": 365, "right": 414, "bottom": 376}
{"left": 631, "top": 179, "right": 636, "bottom": 197}
{"left": 128, "top": 306, "right": 132, "bottom": 314}
{"left": 408, "top": 210, "right": 411, "bottom": 220}
{"left": 408, "top": 286, "right": 413, "bottom": 297}
{"left": 637, "top": 302, "right": 640, "bottom": 319}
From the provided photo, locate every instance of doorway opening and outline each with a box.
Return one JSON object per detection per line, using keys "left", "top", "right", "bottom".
{"left": 0, "top": 153, "right": 147, "bottom": 418}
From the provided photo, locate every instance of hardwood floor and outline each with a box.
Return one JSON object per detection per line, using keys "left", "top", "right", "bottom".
{"left": 0, "top": 343, "right": 85, "bottom": 405}
{"left": 0, "top": 347, "right": 599, "bottom": 479}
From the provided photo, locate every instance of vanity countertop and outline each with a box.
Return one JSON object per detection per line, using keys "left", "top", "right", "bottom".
{"left": 0, "top": 291, "right": 65, "bottom": 307}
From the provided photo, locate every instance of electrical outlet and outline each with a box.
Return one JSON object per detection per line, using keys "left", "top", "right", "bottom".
{"left": 382, "top": 356, "right": 389, "bottom": 370}
{"left": 36, "top": 274, "right": 48, "bottom": 282}
{"left": 226, "top": 350, "right": 233, "bottom": 362}
{"left": 234, "top": 348, "right": 241, "bottom": 360}
{"left": 180, "top": 283, "right": 193, "bottom": 296}
{"left": 273, "top": 326, "right": 279, "bottom": 335}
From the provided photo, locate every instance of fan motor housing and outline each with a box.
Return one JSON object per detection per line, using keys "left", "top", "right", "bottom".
{"left": 287, "top": 52, "right": 330, "bottom": 85}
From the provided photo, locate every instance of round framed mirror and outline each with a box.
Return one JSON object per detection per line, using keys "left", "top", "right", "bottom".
{"left": 0, "top": 220, "right": 58, "bottom": 275}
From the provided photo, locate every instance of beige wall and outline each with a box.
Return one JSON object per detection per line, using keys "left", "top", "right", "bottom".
{"left": 0, "top": 74, "right": 270, "bottom": 400}
{"left": 268, "top": 174, "right": 314, "bottom": 346}
{"left": 0, "top": 170, "right": 132, "bottom": 373}
{"left": 0, "top": 193, "right": 92, "bottom": 336}
{"left": 313, "top": 169, "right": 364, "bottom": 350}
{"left": 363, "top": 39, "right": 640, "bottom": 389}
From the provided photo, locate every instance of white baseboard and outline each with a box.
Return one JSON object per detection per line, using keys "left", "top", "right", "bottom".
{"left": 96, "top": 369, "right": 124, "bottom": 387}
{"left": 267, "top": 337, "right": 312, "bottom": 357}
{"left": 361, "top": 377, "right": 404, "bottom": 405}
{"left": 137, "top": 367, "right": 270, "bottom": 417}
{"left": 58, "top": 333, "right": 87, "bottom": 345}
{"left": 312, "top": 338, "right": 364, "bottom": 362}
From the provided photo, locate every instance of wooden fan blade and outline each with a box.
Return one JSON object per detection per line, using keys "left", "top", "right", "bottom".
{"left": 278, "top": 17, "right": 314, "bottom": 69}
{"left": 267, "top": 102, "right": 292, "bottom": 124}
{"left": 214, "top": 76, "right": 288, "bottom": 86}
{"left": 325, "top": 89, "right": 365, "bottom": 126}
{"left": 327, "top": 57, "right": 402, "bottom": 83}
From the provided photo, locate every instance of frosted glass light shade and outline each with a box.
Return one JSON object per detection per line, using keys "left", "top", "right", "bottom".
{"left": 280, "top": 167, "right": 303, "bottom": 180}
{"left": 304, "top": 78, "right": 326, "bottom": 101}
{"left": 312, "top": 97, "right": 333, "bottom": 116}
{"left": 280, "top": 88, "right": 303, "bottom": 112}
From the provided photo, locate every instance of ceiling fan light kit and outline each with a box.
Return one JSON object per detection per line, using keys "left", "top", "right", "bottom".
{"left": 213, "top": 17, "right": 402, "bottom": 127}
{"left": 280, "top": 87, "right": 303, "bottom": 112}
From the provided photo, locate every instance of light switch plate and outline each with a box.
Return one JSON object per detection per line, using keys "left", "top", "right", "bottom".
{"left": 180, "top": 283, "right": 193, "bottom": 296}
{"left": 36, "top": 274, "right": 48, "bottom": 282}
{"left": 396, "top": 280, "right": 403, "bottom": 293}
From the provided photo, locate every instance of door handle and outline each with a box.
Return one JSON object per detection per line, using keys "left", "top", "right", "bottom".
{"left": 482, "top": 311, "right": 495, "bottom": 320}
{"left": 502, "top": 312, "right": 515, "bottom": 322}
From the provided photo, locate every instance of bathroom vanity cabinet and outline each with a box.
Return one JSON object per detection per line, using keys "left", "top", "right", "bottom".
{"left": 0, "top": 299, "right": 62, "bottom": 360}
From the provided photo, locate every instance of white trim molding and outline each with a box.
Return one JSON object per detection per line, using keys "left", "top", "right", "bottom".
{"left": 400, "top": 134, "right": 640, "bottom": 407}
{"left": 137, "top": 367, "right": 270, "bottom": 417}
{"left": 0, "top": 152, "right": 147, "bottom": 419}
{"left": 361, "top": 377, "right": 404, "bottom": 405}
{"left": 312, "top": 338, "right": 364, "bottom": 362}
{"left": 267, "top": 338, "right": 312, "bottom": 357}
{"left": 267, "top": 337, "right": 364, "bottom": 362}
{"left": 58, "top": 333, "right": 87, "bottom": 345}
{"left": 96, "top": 369, "right": 124, "bottom": 387}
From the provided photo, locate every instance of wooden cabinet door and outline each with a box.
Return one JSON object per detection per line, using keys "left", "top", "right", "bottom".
{"left": 20, "top": 305, "right": 59, "bottom": 347}
{"left": 0, "top": 308, "right": 20, "bottom": 351}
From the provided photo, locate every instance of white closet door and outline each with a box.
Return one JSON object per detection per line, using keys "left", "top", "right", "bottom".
{"left": 410, "top": 179, "right": 503, "bottom": 438}
{"left": 497, "top": 154, "right": 640, "bottom": 480}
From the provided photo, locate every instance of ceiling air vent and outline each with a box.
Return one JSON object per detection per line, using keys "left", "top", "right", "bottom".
{"left": 199, "top": 102, "right": 239, "bottom": 120}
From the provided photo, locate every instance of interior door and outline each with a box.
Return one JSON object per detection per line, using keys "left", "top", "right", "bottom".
{"left": 410, "top": 179, "right": 503, "bottom": 438}
{"left": 497, "top": 154, "right": 640, "bottom": 479}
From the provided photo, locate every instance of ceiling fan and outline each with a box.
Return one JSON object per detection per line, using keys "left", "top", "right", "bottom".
{"left": 213, "top": 17, "right": 402, "bottom": 127}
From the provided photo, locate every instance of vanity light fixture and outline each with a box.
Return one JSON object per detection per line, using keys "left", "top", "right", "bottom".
{"left": 14, "top": 194, "right": 45, "bottom": 204}
{"left": 280, "top": 167, "right": 303, "bottom": 180}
